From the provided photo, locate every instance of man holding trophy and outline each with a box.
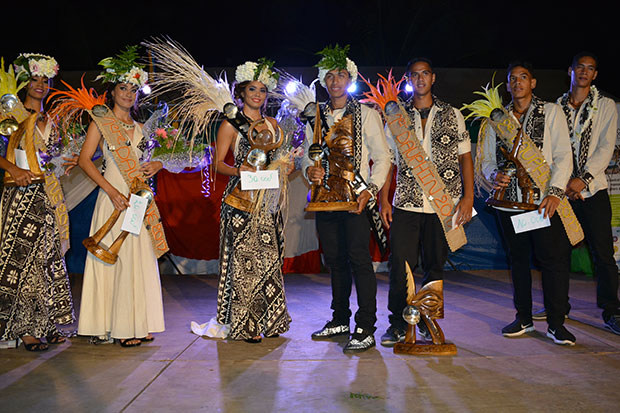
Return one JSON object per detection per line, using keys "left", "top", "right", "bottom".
{"left": 477, "top": 62, "right": 581, "bottom": 345}
{"left": 303, "top": 45, "right": 391, "bottom": 353}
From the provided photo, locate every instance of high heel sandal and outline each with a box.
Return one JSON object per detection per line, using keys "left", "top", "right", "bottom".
{"left": 21, "top": 337, "right": 49, "bottom": 352}
{"left": 46, "top": 333, "right": 66, "bottom": 344}
{"left": 244, "top": 336, "right": 262, "bottom": 343}
{"left": 117, "top": 338, "right": 142, "bottom": 347}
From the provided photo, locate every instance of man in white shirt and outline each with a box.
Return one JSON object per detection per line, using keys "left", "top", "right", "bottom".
{"left": 378, "top": 58, "right": 474, "bottom": 346}
{"left": 532, "top": 52, "right": 620, "bottom": 334}
{"left": 303, "top": 45, "right": 391, "bottom": 353}
{"left": 481, "top": 61, "right": 577, "bottom": 345}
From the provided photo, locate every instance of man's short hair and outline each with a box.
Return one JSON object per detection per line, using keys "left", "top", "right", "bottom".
{"left": 571, "top": 51, "right": 599, "bottom": 69}
{"left": 406, "top": 57, "right": 434, "bottom": 74}
{"left": 507, "top": 60, "right": 535, "bottom": 78}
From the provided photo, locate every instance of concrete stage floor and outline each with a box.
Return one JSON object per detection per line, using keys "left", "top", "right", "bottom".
{"left": 1, "top": 269, "right": 619, "bottom": 412}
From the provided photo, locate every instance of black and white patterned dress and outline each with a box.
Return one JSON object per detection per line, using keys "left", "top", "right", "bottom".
{"left": 0, "top": 129, "right": 74, "bottom": 341}
{"left": 215, "top": 131, "right": 291, "bottom": 340}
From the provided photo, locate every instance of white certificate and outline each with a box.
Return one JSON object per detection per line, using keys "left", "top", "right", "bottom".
{"left": 121, "top": 194, "right": 149, "bottom": 235}
{"left": 14, "top": 149, "right": 44, "bottom": 171}
{"left": 510, "top": 209, "right": 551, "bottom": 234}
{"left": 240, "top": 170, "right": 280, "bottom": 190}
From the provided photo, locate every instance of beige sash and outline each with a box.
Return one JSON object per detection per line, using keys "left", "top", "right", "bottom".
{"left": 489, "top": 110, "right": 584, "bottom": 245}
{"left": 88, "top": 106, "right": 169, "bottom": 258}
{"left": 3, "top": 104, "right": 70, "bottom": 254}
{"left": 384, "top": 100, "right": 467, "bottom": 252}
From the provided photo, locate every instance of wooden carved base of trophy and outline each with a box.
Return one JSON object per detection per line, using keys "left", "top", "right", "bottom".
{"left": 394, "top": 341, "right": 457, "bottom": 356}
{"left": 224, "top": 188, "right": 255, "bottom": 213}
{"left": 486, "top": 197, "right": 538, "bottom": 211}
{"left": 305, "top": 201, "right": 358, "bottom": 212}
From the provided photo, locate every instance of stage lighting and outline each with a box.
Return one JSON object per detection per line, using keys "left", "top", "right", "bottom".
{"left": 285, "top": 81, "right": 297, "bottom": 95}
{"left": 405, "top": 84, "right": 413, "bottom": 93}
{"left": 347, "top": 83, "right": 357, "bottom": 94}
{"left": 141, "top": 85, "right": 152, "bottom": 95}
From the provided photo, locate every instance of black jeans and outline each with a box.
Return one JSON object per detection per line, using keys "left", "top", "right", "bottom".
{"left": 570, "top": 190, "right": 620, "bottom": 320}
{"left": 496, "top": 209, "right": 571, "bottom": 329}
{"left": 387, "top": 208, "right": 449, "bottom": 330}
{"left": 315, "top": 211, "right": 377, "bottom": 333}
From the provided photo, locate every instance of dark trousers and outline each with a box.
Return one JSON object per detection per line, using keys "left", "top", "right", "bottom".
{"left": 571, "top": 190, "right": 620, "bottom": 320}
{"left": 315, "top": 211, "right": 377, "bottom": 333}
{"left": 496, "top": 210, "right": 571, "bottom": 329}
{"left": 387, "top": 209, "right": 449, "bottom": 330}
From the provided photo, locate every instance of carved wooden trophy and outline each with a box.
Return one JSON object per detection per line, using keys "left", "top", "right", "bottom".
{"left": 486, "top": 110, "right": 538, "bottom": 211}
{"left": 223, "top": 118, "right": 283, "bottom": 212}
{"left": 394, "top": 262, "right": 457, "bottom": 356}
{"left": 3, "top": 113, "right": 46, "bottom": 186}
{"left": 83, "top": 178, "right": 154, "bottom": 264}
{"left": 305, "top": 103, "right": 358, "bottom": 212}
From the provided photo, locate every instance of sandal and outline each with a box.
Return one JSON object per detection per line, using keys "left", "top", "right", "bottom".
{"left": 140, "top": 335, "right": 155, "bottom": 343}
{"left": 244, "top": 336, "right": 262, "bottom": 343}
{"left": 118, "top": 338, "right": 142, "bottom": 347}
{"left": 22, "top": 336, "right": 49, "bottom": 352}
{"left": 46, "top": 333, "right": 67, "bottom": 344}
{"left": 266, "top": 334, "right": 280, "bottom": 338}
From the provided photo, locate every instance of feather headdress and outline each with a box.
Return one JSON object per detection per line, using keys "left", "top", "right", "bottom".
{"left": 142, "top": 37, "right": 233, "bottom": 144}
{"left": 359, "top": 70, "right": 405, "bottom": 109}
{"left": 47, "top": 76, "right": 107, "bottom": 131}
{"left": 460, "top": 75, "right": 504, "bottom": 195}
{"left": 272, "top": 71, "right": 317, "bottom": 115}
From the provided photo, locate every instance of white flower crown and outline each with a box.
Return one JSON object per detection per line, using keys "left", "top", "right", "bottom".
{"left": 235, "top": 61, "right": 278, "bottom": 92}
{"left": 14, "top": 53, "right": 59, "bottom": 79}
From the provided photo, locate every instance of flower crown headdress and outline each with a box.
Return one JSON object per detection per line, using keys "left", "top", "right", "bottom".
{"left": 315, "top": 44, "right": 358, "bottom": 88}
{"left": 95, "top": 45, "right": 148, "bottom": 87}
{"left": 235, "top": 57, "right": 279, "bottom": 92}
{"left": 13, "top": 53, "right": 59, "bottom": 81}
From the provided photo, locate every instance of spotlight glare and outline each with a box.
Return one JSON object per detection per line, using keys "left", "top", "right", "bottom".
{"left": 405, "top": 84, "right": 413, "bottom": 93}
{"left": 141, "top": 84, "right": 152, "bottom": 95}
{"left": 285, "top": 81, "right": 297, "bottom": 95}
{"left": 347, "top": 83, "right": 357, "bottom": 94}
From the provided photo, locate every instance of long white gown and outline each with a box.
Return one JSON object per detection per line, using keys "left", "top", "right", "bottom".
{"left": 77, "top": 123, "right": 165, "bottom": 339}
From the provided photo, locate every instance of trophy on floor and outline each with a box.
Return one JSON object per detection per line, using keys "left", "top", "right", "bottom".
{"left": 223, "top": 116, "right": 283, "bottom": 212}
{"left": 394, "top": 261, "right": 457, "bottom": 356}
{"left": 485, "top": 109, "right": 538, "bottom": 211}
{"left": 305, "top": 102, "right": 359, "bottom": 212}
{"left": 83, "top": 178, "right": 154, "bottom": 264}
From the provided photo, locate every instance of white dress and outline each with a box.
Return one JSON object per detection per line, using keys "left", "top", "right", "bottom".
{"left": 77, "top": 123, "right": 165, "bottom": 339}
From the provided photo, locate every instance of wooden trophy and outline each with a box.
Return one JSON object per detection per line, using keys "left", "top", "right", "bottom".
{"left": 305, "top": 103, "right": 357, "bottom": 212}
{"left": 486, "top": 129, "right": 538, "bottom": 211}
{"left": 83, "top": 178, "right": 154, "bottom": 264}
{"left": 3, "top": 114, "right": 46, "bottom": 187}
{"left": 394, "top": 261, "right": 457, "bottom": 356}
{"left": 224, "top": 118, "right": 283, "bottom": 213}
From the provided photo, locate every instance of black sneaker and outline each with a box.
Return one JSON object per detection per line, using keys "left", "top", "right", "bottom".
{"left": 417, "top": 321, "right": 432, "bottom": 341}
{"left": 343, "top": 327, "right": 375, "bottom": 353}
{"left": 311, "top": 321, "right": 350, "bottom": 339}
{"left": 604, "top": 315, "right": 620, "bottom": 335}
{"left": 546, "top": 325, "right": 576, "bottom": 346}
{"left": 380, "top": 326, "right": 405, "bottom": 347}
{"left": 501, "top": 318, "right": 535, "bottom": 337}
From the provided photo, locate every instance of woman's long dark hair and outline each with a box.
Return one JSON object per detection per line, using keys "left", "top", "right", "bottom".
{"left": 232, "top": 80, "right": 268, "bottom": 114}
{"left": 105, "top": 82, "right": 140, "bottom": 119}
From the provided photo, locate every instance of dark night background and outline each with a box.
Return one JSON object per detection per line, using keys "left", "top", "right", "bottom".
{"left": 5, "top": 0, "right": 620, "bottom": 98}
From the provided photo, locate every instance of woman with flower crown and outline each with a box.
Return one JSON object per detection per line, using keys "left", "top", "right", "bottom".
{"left": 212, "top": 59, "right": 292, "bottom": 342}
{"left": 0, "top": 53, "right": 75, "bottom": 351}
{"left": 144, "top": 39, "right": 293, "bottom": 343}
{"left": 75, "top": 46, "right": 165, "bottom": 347}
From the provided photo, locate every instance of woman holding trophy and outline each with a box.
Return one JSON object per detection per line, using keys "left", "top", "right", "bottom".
{"left": 0, "top": 53, "right": 75, "bottom": 351}
{"left": 74, "top": 47, "right": 166, "bottom": 347}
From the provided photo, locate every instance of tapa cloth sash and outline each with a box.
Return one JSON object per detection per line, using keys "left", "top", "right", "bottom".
{"left": 384, "top": 100, "right": 466, "bottom": 252}
{"left": 2, "top": 103, "right": 70, "bottom": 254}
{"left": 488, "top": 110, "right": 584, "bottom": 246}
{"left": 88, "top": 106, "right": 169, "bottom": 258}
